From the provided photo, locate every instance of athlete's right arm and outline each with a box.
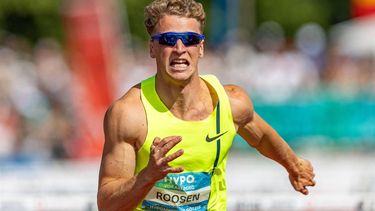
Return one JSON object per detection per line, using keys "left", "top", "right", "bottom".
{"left": 97, "top": 87, "right": 184, "bottom": 211}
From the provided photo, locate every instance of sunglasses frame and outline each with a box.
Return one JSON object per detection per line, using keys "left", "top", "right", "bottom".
{"left": 151, "top": 32, "right": 205, "bottom": 47}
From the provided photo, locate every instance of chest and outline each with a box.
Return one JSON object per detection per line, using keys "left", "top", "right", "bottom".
{"left": 137, "top": 116, "right": 234, "bottom": 173}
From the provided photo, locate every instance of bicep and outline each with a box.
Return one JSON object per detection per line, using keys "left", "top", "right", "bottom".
{"left": 224, "top": 85, "right": 271, "bottom": 147}
{"left": 98, "top": 102, "right": 139, "bottom": 188}
{"left": 98, "top": 139, "right": 136, "bottom": 187}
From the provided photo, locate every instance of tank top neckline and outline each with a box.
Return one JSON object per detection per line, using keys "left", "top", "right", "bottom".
{"left": 150, "top": 75, "right": 220, "bottom": 123}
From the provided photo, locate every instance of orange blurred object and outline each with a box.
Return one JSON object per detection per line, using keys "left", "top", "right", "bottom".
{"left": 352, "top": 0, "right": 375, "bottom": 17}
{"left": 63, "top": 0, "right": 120, "bottom": 158}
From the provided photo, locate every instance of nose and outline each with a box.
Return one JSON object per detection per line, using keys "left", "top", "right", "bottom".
{"left": 174, "top": 39, "right": 186, "bottom": 54}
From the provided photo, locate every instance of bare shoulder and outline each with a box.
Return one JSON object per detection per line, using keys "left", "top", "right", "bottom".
{"left": 104, "top": 84, "right": 146, "bottom": 150}
{"left": 224, "top": 84, "right": 254, "bottom": 127}
{"left": 99, "top": 84, "right": 145, "bottom": 189}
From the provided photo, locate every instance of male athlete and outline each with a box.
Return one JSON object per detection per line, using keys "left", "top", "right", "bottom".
{"left": 97, "top": 0, "right": 315, "bottom": 210}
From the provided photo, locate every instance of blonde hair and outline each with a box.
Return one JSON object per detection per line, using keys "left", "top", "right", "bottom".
{"left": 144, "top": 0, "right": 206, "bottom": 35}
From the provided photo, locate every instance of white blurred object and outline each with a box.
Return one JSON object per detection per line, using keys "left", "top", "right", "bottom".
{"left": 1, "top": 152, "right": 375, "bottom": 211}
{"left": 248, "top": 50, "right": 318, "bottom": 103}
{"left": 0, "top": 160, "right": 100, "bottom": 211}
{"left": 226, "top": 151, "right": 375, "bottom": 211}
{"left": 332, "top": 14, "right": 375, "bottom": 57}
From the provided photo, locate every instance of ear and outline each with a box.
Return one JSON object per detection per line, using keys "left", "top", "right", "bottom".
{"left": 199, "top": 40, "right": 204, "bottom": 58}
{"left": 149, "top": 41, "right": 156, "bottom": 58}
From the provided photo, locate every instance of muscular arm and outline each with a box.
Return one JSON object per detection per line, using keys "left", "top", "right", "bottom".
{"left": 97, "top": 88, "right": 153, "bottom": 211}
{"left": 97, "top": 88, "right": 184, "bottom": 211}
{"left": 225, "top": 85, "right": 315, "bottom": 195}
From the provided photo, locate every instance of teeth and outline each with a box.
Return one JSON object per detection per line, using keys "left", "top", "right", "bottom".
{"left": 171, "top": 59, "right": 188, "bottom": 64}
{"left": 171, "top": 63, "right": 187, "bottom": 67}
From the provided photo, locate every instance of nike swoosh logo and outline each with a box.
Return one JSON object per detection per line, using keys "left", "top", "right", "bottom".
{"left": 206, "top": 131, "right": 228, "bottom": 142}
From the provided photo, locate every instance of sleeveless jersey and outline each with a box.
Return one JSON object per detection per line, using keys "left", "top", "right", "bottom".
{"left": 135, "top": 75, "right": 236, "bottom": 210}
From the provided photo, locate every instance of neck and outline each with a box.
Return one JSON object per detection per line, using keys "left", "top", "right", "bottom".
{"left": 155, "top": 73, "right": 216, "bottom": 121}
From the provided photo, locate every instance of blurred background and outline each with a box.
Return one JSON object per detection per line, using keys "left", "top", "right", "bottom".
{"left": 0, "top": 0, "right": 374, "bottom": 210}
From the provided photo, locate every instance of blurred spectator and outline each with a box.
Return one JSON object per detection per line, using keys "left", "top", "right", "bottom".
{"left": 324, "top": 47, "right": 374, "bottom": 97}
{"left": 115, "top": 49, "right": 154, "bottom": 97}
{"left": 33, "top": 39, "right": 77, "bottom": 159}
{"left": 1, "top": 15, "right": 375, "bottom": 160}
{"left": 326, "top": 14, "right": 375, "bottom": 97}
{"left": 0, "top": 35, "right": 76, "bottom": 160}
{"left": 216, "top": 21, "right": 319, "bottom": 103}
{"left": 33, "top": 39, "right": 73, "bottom": 106}
{"left": 295, "top": 23, "right": 327, "bottom": 75}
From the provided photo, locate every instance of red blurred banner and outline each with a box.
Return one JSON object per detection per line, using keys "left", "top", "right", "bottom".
{"left": 352, "top": 0, "right": 375, "bottom": 17}
{"left": 63, "top": 0, "right": 119, "bottom": 158}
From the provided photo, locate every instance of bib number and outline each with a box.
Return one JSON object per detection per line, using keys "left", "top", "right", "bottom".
{"left": 142, "top": 172, "right": 212, "bottom": 211}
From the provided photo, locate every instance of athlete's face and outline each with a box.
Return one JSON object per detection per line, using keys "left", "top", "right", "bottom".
{"left": 150, "top": 15, "right": 204, "bottom": 83}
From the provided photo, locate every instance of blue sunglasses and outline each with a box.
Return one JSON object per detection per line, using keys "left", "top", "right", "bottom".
{"left": 151, "top": 32, "right": 205, "bottom": 47}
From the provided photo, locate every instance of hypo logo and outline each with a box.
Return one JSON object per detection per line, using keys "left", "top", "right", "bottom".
{"left": 163, "top": 174, "right": 195, "bottom": 185}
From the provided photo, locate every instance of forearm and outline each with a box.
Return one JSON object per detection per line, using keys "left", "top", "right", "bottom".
{"left": 238, "top": 112, "right": 300, "bottom": 173}
{"left": 255, "top": 127, "right": 299, "bottom": 173}
{"left": 229, "top": 88, "right": 315, "bottom": 194}
{"left": 97, "top": 169, "right": 155, "bottom": 211}
{"left": 256, "top": 129, "right": 316, "bottom": 194}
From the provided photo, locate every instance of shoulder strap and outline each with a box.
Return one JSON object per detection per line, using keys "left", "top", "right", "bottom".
{"left": 141, "top": 75, "right": 168, "bottom": 112}
{"left": 211, "top": 101, "right": 221, "bottom": 175}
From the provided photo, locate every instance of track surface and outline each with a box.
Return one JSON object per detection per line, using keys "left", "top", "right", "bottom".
{"left": 1, "top": 151, "right": 374, "bottom": 210}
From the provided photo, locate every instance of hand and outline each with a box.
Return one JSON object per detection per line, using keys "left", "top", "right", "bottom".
{"left": 143, "top": 136, "right": 184, "bottom": 182}
{"left": 288, "top": 158, "right": 315, "bottom": 195}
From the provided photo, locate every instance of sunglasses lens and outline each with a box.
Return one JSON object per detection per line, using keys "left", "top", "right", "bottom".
{"left": 155, "top": 33, "right": 203, "bottom": 46}
{"left": 184, "top": 34, "right": 201, "bottom": 46}
{"left": 160, "top": 34, "right": 177, "bottom": 46}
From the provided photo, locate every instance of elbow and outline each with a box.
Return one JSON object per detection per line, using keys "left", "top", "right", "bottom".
{"left": 97, "top": 191, "right": 106, "bottom": 211}
{"left": 97, "top": 189, "right": 113, "bottom": 211}
{"left": 97, "top": 189, "right": 132, "bottom": 211}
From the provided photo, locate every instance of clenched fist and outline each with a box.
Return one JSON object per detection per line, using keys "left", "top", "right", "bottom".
{"left": 288, "top": 158, "right": 316, "bottom": 195}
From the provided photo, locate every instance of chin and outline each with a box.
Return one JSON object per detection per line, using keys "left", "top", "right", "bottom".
{"left": 166, "top": 67, "right": 195, "bottom": 81}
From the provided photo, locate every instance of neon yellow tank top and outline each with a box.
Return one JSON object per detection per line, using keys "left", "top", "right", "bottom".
{"left": 136, "top": 75, "right": 236, "bottom": 210}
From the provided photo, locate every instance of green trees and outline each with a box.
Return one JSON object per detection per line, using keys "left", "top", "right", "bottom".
{"left": 0, "top": 0, "right": 350, "bottom": 47}
{"left": 0, "top": 0, "right": 62, "bottom": 44}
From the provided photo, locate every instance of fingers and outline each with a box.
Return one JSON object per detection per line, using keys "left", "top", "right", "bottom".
{"left": 152, "top": 136, "right": 182, "bottom": 156}
{"left": 299, "top": 176, "right": 316, "bottom": 187}
{"left": 150, "top": 137, "right": 161, "bottom": 153}
{"left": 291, "top": 180, "right": 309, "bottom": 195}
{"left": 149, "top": 136, "right": 184, "bottom": 179}
{"left": 301, "top": 188, "right": 309, "bottom": 195}
{"left": 160, "top": 136, "right": 182, "bottom": 147}
{"left": 290, "top": 174, "right": 316, "bottom": 195}
{"left": 158, "top": 149, "right": 184, "bottom": 175}
{"left": 154, "top": 136, "right": 181, "bottom": 148}
{"left": 163, "top": 166, "right": 184, "bottom": 174}
{"left": 298, "top": 180, "right": 315, "bottom": 195}
{"left": 161, "top": 149, "right": 184, "bottom": 165}
{"left": 288, "top": 158, "right": 317, "bottom": 195}
{"left": 152, "top": 137, "right": 162, "bottom": 147}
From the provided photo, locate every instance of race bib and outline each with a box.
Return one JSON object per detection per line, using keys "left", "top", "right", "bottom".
{"left": 142, "top": 172, "right": 212, "bottom": 211}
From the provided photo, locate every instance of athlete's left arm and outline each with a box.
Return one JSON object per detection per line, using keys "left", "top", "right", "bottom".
{"left": 224, "top": 85, "right": 316, "bottom": 195}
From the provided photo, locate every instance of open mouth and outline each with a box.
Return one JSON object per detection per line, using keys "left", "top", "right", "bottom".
{"left": 170, "top": 59, "right": 190, "bottom": 69}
